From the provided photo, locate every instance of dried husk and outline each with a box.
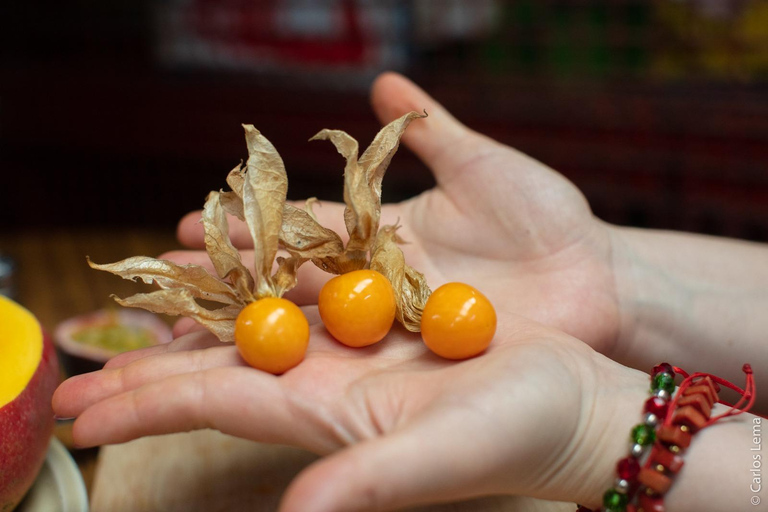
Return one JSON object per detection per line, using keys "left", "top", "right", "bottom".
{"left": 370, "top": 225, "right": 431, "bottom": 332}
{"left": 90, "top": 116, "right": 429, "bottom": 343}
{"left": 113, "top": 289, "right": 240, "bottom": 342}
{"left": 88, "top": 256, "right": 241, "bottom": 306}
{"left": 280, "top": 203, "right": 345, "bottom": 262}
{"left": 241, "top": 124, "right": 289, "bottom": 298}
{"left": 310, "top": 111, "right": 426, "bottom": 274}
{"left": 309, "top": 129, "right": 374, "bottom": 264}
{"left": 359, "top": 111, "right": 426, "bottom": 199}
{"left": 273, "top": 255, "right": 305, "bottom": 297}
{"left": 202, "top": 191, "right": 254, "bottom": 302}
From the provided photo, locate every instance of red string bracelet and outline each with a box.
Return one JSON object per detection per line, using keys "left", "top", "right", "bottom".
{"left": 577, "top": 363, "right": 755, "bottom": 512}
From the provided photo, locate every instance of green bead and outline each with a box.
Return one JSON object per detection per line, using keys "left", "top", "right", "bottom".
{"left": 631, "top": 423, "right": 656, "bottom": 446}
{"left": 651, "top": 372, "right": 675, "bottom": 394}
{"left": 602, "top": 488, "right": 628, "bottom": 510}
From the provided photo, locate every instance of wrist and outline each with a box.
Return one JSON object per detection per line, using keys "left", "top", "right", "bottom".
{"left": 542, "top": 351, "right": 650, "bottom": 508}
{"left": 604, "top": 225, "right": 687, "bottom": 370}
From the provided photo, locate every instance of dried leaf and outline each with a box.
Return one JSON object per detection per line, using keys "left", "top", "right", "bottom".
{"left": 303, "top": 198, "right": 321, "bottom": 222}
{"left": 226, "top": 162, "right": 245, "bottom": 197}
{"left": 219, "top": 164, "right": 246, "bottom": 220}
{"left": 202, "top": 191, "right": 254, "bottom": 302}
{"left": 370, "top": 226, "right": 431, "bottom": 332}
{"left": 88, "top": 256, "right": 241, "bottom": 306}
{"left": 273, "top": 256, "right": 306, "bottom": 297}
{"left": 113, "top": 289, "right": 239, "bottom": 342}
{"left": 242, "top": 124, "right": 289, "bottom": 297}
{"left": 359, "top": 111, "right": 426, "bottom": 198}
{"left": 310, "top": 129, "right": 377, "bottom": 261}
{"left": 280, "top": 203, "right": 344, "bottom": 260}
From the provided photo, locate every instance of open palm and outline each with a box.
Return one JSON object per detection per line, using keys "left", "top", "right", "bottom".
{"left": 170, "top": 72, "right": 620, "bottom": 355}
{"left": 53, "top": 310, "right": 633, "bottom": 512}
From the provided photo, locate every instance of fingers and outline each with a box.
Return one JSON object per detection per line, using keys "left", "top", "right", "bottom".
{"left": 103, "top": 329, "right": 225, "bottom": 369}
{"left": 69, "top": 366, "right": 296, "bottom": 448}
{"left": 53, "top": 344, "right": 243, "bottom": 419}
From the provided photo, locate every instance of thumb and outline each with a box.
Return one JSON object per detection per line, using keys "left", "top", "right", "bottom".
{"left": 279, "top": 414, "right": 507, "bottom": 512}
{"left": 369, "top": 72, "right": 489, "bottom": 187}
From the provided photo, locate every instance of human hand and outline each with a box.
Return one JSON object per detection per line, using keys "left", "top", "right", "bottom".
{"left": 53, "top": 312, "right": 647, "bottom": 512}
{"left": 168, "top": 72, "right": 622, "bottom": 356}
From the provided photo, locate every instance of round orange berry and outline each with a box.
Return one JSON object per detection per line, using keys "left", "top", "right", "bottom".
{"left": 234, "top": 297, "right": 309, "bottom": 374}
{"left": 318, "top": 269, "right": 396, "bottom": 347}
{"left": 420, "top": 283, "right": 496, "bottom": 360}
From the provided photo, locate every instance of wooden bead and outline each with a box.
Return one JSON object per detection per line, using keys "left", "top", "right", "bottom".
{"left": 672, "top": 405, "right": 708, "bottom": 432}
{"left": 682, "top": 381, "right": 717, "bottom": 407}
{"left": 638, "top": 467, "right": 672, "bottom": 494}
{"left": 657, "top": 424, "right": 692, "bottom": 449}
{"left": 650, "top": 447, "right": 685, "bottom": 474}
{"left": 696, "top": 375, "right": 720, "bottom": 396}
{"left": 638, "top": 492, "right": 665, "bottom": 512}
{"left": 676, "top": 392, "right": 712, "bottom": 418}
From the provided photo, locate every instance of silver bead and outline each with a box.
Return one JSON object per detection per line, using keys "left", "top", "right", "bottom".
{"left": 630, "top": 443, "right": 645, "bottom": 457}
{"left": 653, "top": 388, "right": 671, "bottom": 401}
{"left": 615, "top": 478, "right": 631, "bottom": 493}
{"left": 644, "top": 413, "right": 659, "bottom": 426}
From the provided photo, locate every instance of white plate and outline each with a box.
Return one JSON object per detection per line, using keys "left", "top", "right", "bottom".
{"left": 16, "top": 437, "right": 89, "bottom": 512}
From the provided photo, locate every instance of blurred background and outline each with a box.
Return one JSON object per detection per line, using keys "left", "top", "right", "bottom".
{"left": 2, "top": 0, "right": 767, "bottom": 237}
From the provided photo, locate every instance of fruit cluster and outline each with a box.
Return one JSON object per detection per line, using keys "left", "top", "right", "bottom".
{"left": 92, "top": 113, "right": 496, "bottom": 374}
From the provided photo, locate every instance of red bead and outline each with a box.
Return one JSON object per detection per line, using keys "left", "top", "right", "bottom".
{"left": 652, "top": 363, "right": 674, "bottom": 377}
{"left": 644, "top": 396, "right": 670, "bottom": 419}
{"left": 617, "top": 456, "right": 641, "bottom": 481}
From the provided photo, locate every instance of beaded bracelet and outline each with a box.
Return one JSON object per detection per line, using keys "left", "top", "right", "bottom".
{"left": 577, "top": 363, "right": 755, "bottom": 512}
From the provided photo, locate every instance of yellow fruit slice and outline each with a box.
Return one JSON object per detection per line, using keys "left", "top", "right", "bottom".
{"left": 0, "top": 296, "right": 43, "bottom": 408}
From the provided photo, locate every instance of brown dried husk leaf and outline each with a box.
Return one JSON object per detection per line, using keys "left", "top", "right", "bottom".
{"left": 280, "top": 203, "right": 344, "bottom": 262}
{"left": 310, "top": 111, "right": 426, "bottom": 273}
{"left": 113, "top": 289, "right": 239, "bottom": 342}
{"left": 272, "top": 255, "right": 306, "bottom": 297}
{"left": 220, "top": 163, "right": 246, "bottom": 220}
{"left": 370, "top": 225, "right": 431, "bottom": 332}
{"left": 88, "top": 256, "right": 241, "bottom": 306}
{"left": 202, "top": 191, "right": 254, "bottom": 302}
{"left": 242, "top": 124, "right": 289, "bottom": 297}
{"left": 309, "top": 129, "right": 374, "bottom": 262}
{"left": 359, "top": 111, "right": 426, "bottom": 198}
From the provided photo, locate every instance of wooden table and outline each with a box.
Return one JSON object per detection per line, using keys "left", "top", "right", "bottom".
{"left": 0, "top": 229, "right": 573, "bottom": 512}
{"left": 0, "top": 228, "right": 182, "bottom": 496}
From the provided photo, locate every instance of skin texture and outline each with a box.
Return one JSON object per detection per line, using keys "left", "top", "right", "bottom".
{"left": 54, "top": 312, "right": 649, "bottom": 511}
{"left": 53, "top": 72, "right": 767, "bottom": 511}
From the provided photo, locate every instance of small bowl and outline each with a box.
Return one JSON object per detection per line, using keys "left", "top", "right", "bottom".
{"left": 54, "top": 309, "right": 172, "bottom": 375}
{"left": 16, "top": 437, "right": 89, "bottom": 512}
